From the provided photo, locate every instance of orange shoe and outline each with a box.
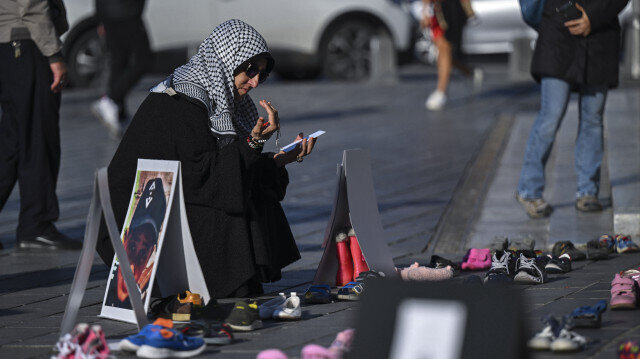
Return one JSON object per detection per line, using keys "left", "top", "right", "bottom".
{"left": 336, "top": 231, "right": 354, "bottom": 287}
{"left": 178, "top": 290, "right": 202, "bottom": 308}
{"left": 348, "top": 228, "right": 369, "bottom": 280}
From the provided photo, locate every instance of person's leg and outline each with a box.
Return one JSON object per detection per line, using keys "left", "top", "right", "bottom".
{"left": 0, "top": 43, "right": 20, "bottom": 214}
{"left": 575, "top": 85, "right": 607, "bottom": 200}
{"left": 106, "top": 17, "right": 151, "bottom": 116}
{"left": 10, "top": 41, "right": 61, "bottom": 239}
{"left": 434, "top": 36, "right": 452, "bottom": 93}
{"left": 103, "top": 19, "right": 130, "bottom": 110}
{"left": 517, "top": 78, "right": 571, "bottom": 199}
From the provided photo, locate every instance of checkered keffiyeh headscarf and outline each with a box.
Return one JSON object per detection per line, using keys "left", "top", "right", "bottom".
{"left": 160, "top": 19, "right": 272, "bottom": 139}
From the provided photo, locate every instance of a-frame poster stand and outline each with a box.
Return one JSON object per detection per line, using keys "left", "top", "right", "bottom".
{"left": 313, "top": 149, "right": 398, "bottom": 285}
{"left": 60, "top": 160, "right": 210, "bottom": 336}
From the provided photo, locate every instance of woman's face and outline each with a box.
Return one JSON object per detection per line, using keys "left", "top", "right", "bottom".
{"left": 234, "top": 57, "right": 268, "bottom": 101}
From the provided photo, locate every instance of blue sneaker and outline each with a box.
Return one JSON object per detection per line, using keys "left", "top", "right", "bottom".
{"left": 136, "top": 326, "right": 205, "bottom": 358}
{"left": 119, "top": 318, "right": 174, "bottom": 352}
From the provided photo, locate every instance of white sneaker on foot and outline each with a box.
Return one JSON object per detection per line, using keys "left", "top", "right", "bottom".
{"left": 425, "top": 91, "right": 447, "bottom": 111}
{"left": 473, "top": 68, "right": 484, "bottom": 92}
{"left": 91, "top": 96, "right": 122, "bottom": 137}
{"left": 272, "top": 292, "right": 301, "bottom": 320}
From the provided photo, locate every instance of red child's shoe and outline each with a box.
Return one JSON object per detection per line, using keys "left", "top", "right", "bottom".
{"left": 336, "top": 231, "right": 354, "bottom": 287}
{"left": 348, "top": 228, "right": 369, "bottom": 280}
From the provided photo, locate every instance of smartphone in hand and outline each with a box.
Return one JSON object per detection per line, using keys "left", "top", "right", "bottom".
{"left": 556, "top": 1, "right": 582, "bottom": 21}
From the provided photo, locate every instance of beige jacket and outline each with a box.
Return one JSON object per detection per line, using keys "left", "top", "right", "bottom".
{"left": 0, "top": 0, "right": 62, "bottom": 59}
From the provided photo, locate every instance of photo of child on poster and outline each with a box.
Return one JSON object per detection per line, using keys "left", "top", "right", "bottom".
{"left": 104, "top": 171, "right": 173, "bottom": 309}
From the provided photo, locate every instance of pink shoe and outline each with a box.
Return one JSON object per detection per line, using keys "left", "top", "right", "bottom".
{"left": 610, "top": 273, "right": 638, "bottom": 310}
{"left": 461, "top": 248, "right": 491, "bottom": 271}
{"left": 328, "top": 329, "right": 355, "bottom": 358}
{"left": 257, "top": 349, "right": 289, "bottom": 359}
{"left": 52, "top": 323, "right": 91, "bottom": 359}
{"left": 80, "top": 325, "right": 110, "bottom": 359}
{"left": 301, "top": 344, "right": 337, "bottom": 359}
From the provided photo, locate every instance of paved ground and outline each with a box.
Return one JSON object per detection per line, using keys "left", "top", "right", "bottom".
{"left": 1, "top": 62, "right": 639, "bottom": 359}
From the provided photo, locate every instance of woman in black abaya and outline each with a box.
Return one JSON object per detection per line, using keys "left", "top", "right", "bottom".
{"left": 96, "top": 19, "right": 316, "bottom": 298}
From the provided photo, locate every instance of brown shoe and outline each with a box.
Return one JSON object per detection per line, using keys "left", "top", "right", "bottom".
{"left": 516, "top": 193, "right": 552, "bottom": 218}
{"left": 575, "top": 195, "right": 602, "bottom": 212}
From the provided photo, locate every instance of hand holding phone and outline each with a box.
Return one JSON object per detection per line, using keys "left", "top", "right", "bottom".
{"left": 556, "top": 1, "right": 582, "bottom": 21}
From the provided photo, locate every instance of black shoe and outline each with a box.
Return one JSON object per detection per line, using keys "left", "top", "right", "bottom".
{"left": 225, "top": 301, "right": 262, "bottom": 332}
{"left": 17, "top": 229, "right": 82, "bottom": 250}
{"left": 586, "top": 239, "right": 609, "bottom": 260}
{"left": 544, "top": 254, "right": 572, "bottom": 274}
{"left": 551, "top": 241, "right": 586, "bottom": 261}
{"left": 178, "top": 321, "right": 234, "bottom": 345}
{"left": 429, "top": 255, "right": 460, "bottom": 275}
{"left": 150, "top": 294, "right": 192, "bottom": 321}
{"left": 484, "top": 250, "right": 514, "bottom": 284}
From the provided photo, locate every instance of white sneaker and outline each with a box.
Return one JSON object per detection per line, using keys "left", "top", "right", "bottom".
{"left": 473, "top": 68, "right": 484, "bottom": 92}
{"left": 91, "top": 96, "right": 122, "bottom": 138}
{"left": 425, "top": 91, "right": 447, "bottom": 111}
{"left": 272, "top": 292, "right": 301, "bottom": 320}
{"left": 258, "top": 292, "right": 286, "bottom": 320}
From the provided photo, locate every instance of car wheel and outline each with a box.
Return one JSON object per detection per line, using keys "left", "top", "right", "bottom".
{"left": 67, "top": 28, "right": 107, "bottom": 88}
{"left": 322, "top": 20, "right": 377, "bottom": 80}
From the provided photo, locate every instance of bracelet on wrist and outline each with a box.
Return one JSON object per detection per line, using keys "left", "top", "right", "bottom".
{"left": 247, "top": 136, "right": 264, "bottom": 150}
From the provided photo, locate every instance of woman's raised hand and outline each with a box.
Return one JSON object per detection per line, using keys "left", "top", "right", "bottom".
{"left": 251, "top": 100, "right": 280, "bottom": 141}
{"left": 273, "top": 132, "right": 317, "bottom": 167}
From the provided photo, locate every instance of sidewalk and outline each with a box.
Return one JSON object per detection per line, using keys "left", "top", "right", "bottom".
{"left": 0, "top": 66, "right": 638, "bottom": 358}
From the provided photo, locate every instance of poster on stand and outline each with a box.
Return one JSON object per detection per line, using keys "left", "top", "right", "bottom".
{"left": 100, "top": 160, "right": 177, "bottom": 323}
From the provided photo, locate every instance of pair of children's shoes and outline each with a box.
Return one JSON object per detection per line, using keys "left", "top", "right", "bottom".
{"left": 257, "top": 329, "right": 354, "bottom": 359}
{"left": 335, "top": 228, "right": 370, "bottom": 286}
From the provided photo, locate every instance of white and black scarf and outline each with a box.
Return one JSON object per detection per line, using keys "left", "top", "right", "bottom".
{"left": 152, "top": 19, "right": 271, "bottom": 140}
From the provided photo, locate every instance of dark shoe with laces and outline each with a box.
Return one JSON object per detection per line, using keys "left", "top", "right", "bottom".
{"left": 514, "top": 253, "right": 547, "bottom": 284}
{"left": 225, "top": 301, "right": 262, "bottom": 332}
{"left": 552, "top": 241, "right": 586, "bottom": 261}
{"left": 17, "top": 229, "right": 82, "bottom": 250}
{"left": 483, "top": 250, "right": 514, "bottom": 284}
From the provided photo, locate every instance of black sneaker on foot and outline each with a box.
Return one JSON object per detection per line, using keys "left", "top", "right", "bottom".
{"left": 225, "top": 301, "right": 262, "bottom": 332}
{"left": 516, "top": 193, "right": 552, "bottom": 218}
{"left": 17, "top": 229, "right": 82, "bottom": 250}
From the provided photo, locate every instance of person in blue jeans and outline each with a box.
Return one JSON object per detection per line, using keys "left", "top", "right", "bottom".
{"left": 516, "top": 0, "right": 628, "bottom": 218}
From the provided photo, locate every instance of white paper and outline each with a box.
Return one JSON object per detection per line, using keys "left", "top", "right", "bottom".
{"left": 389, "top": 298, "right": 467, "bottom": 359}
{"left": 281, "top": 130, "right": 326, "bottom": 152}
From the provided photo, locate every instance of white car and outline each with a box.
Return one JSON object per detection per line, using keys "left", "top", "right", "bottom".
{"left": 62, "top": 0, "right": 414, "bottom": 86}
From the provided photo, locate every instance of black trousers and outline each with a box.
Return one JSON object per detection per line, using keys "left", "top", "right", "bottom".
{"left": 103, "top": 16, "right": 152, "bottom": 115}
{"left": 0, "top": 40, "right": 61, "bottom": 239}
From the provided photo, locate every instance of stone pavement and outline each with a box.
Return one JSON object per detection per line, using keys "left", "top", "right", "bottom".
{"left": 0, "top": 64, "right": 639, "bottom": 358}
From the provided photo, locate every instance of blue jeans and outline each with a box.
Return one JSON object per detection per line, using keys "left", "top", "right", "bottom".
{"left": 517, "top": 77, "right": 608, "bottom": 199}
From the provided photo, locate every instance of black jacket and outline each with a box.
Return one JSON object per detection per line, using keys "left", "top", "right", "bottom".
{"left": 531, "top": 0, "right": 629, "bottom": 88}
{"left": 95, "top": 0, "right": 146, "bottom": 21}
{"left": 96, "top": 93, "right": 300, "bottom": 299}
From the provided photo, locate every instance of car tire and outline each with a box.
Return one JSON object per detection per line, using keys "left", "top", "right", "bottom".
{"left": 66, "top": 27, "right": 108, "bottom": 88}
{"left": 321, "top": 19, "right": 377, "bottom": 80}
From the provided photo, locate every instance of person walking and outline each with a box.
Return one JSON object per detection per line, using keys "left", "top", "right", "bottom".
{"left": 96, "top": 20, "right": 317, "bottom": 299}
{"left": 91, "top": 0, "right": 152, "bottom": 138}
{"left": 516, "top": 0, "right": 629, "bottom": 218}
{"left": 421, "top": 0, "right": 482, "bottom": 111}
{"left": 0, "top": 0, "right": 82, "bottom": 249}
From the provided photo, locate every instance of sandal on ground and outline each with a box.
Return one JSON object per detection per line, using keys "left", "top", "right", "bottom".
{"left": 610, "top": 273, "right": 638, "bottom": 310}
{"left": 337, "top": 282, "right": 364, "bottom": 301}
{"left": 570, "top": 299, "right": 607, "bottom": 328}
{"left": 303, "top": 285, "right": 332, "bottom": 304}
